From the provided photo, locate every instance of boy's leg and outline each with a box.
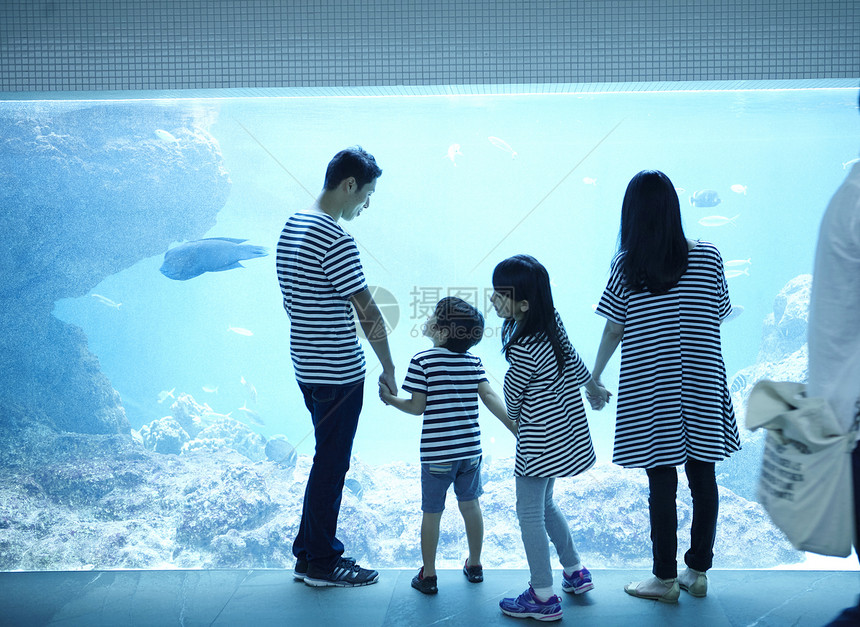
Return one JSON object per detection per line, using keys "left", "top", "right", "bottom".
{"left": 421, "top": 512, "right": 443, "bottom": 577}
{"left": 458, "top": 499, "right": 483, "bottom": 567}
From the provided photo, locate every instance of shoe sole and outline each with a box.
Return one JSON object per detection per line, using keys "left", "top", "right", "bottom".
{"left": 293, "top": 571, "right": 307, "bottom": 581}
{"left": 411, "top": 583, "right": 438, "bottom": 594}
{"left": 304, "top": 574, "right": 379, "bottom": 587}
{"left": 624, "top": 587, "right": 679, "bottom": 604}
{"left": 500, "top": 609, "right": 562, "bottom": 621}
{"left": 562, "top": 582, "right": 594, "bottom": 594}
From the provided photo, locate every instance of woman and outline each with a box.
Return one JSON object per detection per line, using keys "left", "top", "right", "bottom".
{"left": 591, "top": 170, "right": 740, "bottom": 603}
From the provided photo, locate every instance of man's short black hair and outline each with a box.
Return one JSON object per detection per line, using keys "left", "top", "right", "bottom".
{"left": 434, "top": 296, "right": 485, "bottom": 353}
{"left": 323, "top": 146, "right": 382, "bottom": 190}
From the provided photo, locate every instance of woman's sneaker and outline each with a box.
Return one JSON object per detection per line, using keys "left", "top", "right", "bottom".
{"left": 411, "top": 567, "right": 438, "bottom": 595}
{"left": 499, "top": 587, "right": 562, "bottom": 622}
{"left": 561, "top": 567, "right": 594, "bottom": 594}
{"left": 304, "top": 557, "right": 378, "bottom": 587}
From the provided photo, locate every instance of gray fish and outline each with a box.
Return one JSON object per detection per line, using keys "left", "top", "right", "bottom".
{"left": 344, "top": 478, "right": 363, "bottom": 500}
{"left": 730, "top": 373, "right": 748, "bottom": 395}
{"left": 689, "top": 189, "right": 722, "bottom": 208}
{"left": 159, "top": 237, "right": 268, "bottom": 281}
{"left": 265, "top": 436, "right": 297, "bottom": 467}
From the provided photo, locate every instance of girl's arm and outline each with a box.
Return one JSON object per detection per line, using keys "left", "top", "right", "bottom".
{"left": 478, "top": 380, "right": 517, "bottom": 435}
{"left": 504, "top": 344, "right": 536, "bottom": 422}
{"left": 379, "top": 384, "right": 427, "bottom": 416}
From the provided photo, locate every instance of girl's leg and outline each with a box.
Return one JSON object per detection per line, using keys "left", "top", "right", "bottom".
{"left": 645, "top": 465, "right": 679, "bottom": 580}
{"left": 516, "top": 475, "right": 554, "bottom": 591}
{"left": 458, "top": 498, "right": 483, "bottom": 567}
{"left": 542, "top": 479, "right": 581, "bottom": 569}
{"left": 421, "top": 512, "right": 443, "bottom": 577}
{"left": 683, "top": 459, "right": 718, "bottom": 572}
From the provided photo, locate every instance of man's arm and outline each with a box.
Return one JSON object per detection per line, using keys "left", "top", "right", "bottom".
{"left": 351, "top": 288, "right": 397, "bottom": 394}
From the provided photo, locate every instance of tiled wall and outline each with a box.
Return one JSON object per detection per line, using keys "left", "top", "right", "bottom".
{"left": 1, "top": 0, "right": 858, "bottom": 92}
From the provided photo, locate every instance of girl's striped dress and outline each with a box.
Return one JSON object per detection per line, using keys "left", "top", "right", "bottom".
{"left": 505, "top": 312, "right": 596, "bottom": 478}
{"left": 596, "top": 240, "right": 741, "bottom": 469}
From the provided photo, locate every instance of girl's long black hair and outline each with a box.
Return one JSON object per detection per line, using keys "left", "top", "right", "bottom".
{"left": 492, "top": 254, "right": 565, "bottom": 374}
{"left": 616, "top": 170, "right": 688, "bottom": 294}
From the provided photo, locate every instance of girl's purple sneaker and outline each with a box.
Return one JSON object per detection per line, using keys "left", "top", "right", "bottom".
{"left": 499, "top": 587, "right": 562, "bottom": 621}
{"left": 562, "top": 567, "right": 594, "bottom": 594}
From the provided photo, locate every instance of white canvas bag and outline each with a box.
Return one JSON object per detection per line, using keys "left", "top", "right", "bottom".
{"left": 746, "top": 380, "right": 857, "bottom": 557}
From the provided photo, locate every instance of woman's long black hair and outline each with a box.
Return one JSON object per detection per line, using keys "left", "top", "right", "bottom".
{"left": 615, "top": 170, "right": 688, "bottom": 294}
{"left": 492, "top": 254, "right": 565, "bottom": 374}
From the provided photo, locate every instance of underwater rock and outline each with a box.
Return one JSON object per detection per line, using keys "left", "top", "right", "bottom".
{"left": 0, "top": 102, "right": 231, "bottom": 435}
{"left": 138, "top": 417, "right": 189, "bottom": 456}
{"left": 757, "top": 274, "right": 811, "bottom": 365}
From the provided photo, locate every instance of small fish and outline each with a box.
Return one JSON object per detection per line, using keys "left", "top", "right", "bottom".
{"left": 698, "top": 214, "right": 740, "bottom": 227}
{"left": 689, "top": 189, "right": 722, "bottom": 208}
{"left": 843, "top": 157, "right": 860, "bottom": 169}
{"left": 91, "top": 293, "right": 122, "bottom": 309}
{"left": 159, "top": 237, "right": 269, "bottom": 281}
{"left": 265, "top": 437, "right": 297, "bottom": 466}
{"left": 730, "top": 184, "right": 747, "bottom": 195}
{"left": 202, "top": 409, "right": 233, "bottom": 423}
{"left": 582, "top": 177, "right": 597, "bottom": 186}
{"left": 675, "top": 187, "right": 686, "bottom": 194}
{"left": 241, "top": 376, "right": 258, "bottom": 404}
{"left": 202, "top": 386, "right": 219, "bottom": 394}
{"left": 154, "top": 129, "right": 178, "bottom": 143}
{"left": 446, "top": 143, "right": 462, "bottom": 165}
{"left": 730, "top": 373, "right": 748, "bottom": 395}
{"left": 238, "top": 402, "right": 265, "bottom": 426}
{"left": 725, "top": 268, "right": 750, "bottom": 279}
{"left": 157, "top": 388, "right": 176, "bottom": 404}
{"left": 344, "top": 478, "right": 363, "bottom": 500}
{"left": 487, "top": 136, "right": 517, "bottom": 159}
{"left": 724, "top": 258, "right": 752, "bottom": 269}
{"left": 228, "top": 326, "right": 253, "bottom": 337}
{"left": 724, "top": 305, "right": 744, "bottom": 322}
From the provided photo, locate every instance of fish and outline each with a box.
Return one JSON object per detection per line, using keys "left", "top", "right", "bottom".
{"left": 241, "top": 376, "right": 258, "bottom": 404}
{"left": 843, "top": 157, "right": 860, "bottom": 169}
{"left": 202, "top": 408, "right": 233, "bottom": 422}
{"left": 228, "top": 326, "right": 253, "bottom": 337}
{"left": 729, "top": 373, "right": 748, "bottom": 395}
{"left": 487, "top": 136, "right": 517, "bottom": 159}
{"left": 724, "top": 258, "right": 752, "bottom": 269}
{"left": 724, "top": 305, "right": 744, "bottom": 321}
{"left": 159, "top": 237, "right": 269, "bottom": 281}
{"left": 157, "top": 388, "right": 175, "bottom": 404}
{"left": 446, "top": 143, "right": 462, "bottom": 165}
{"left": 725, "top": 268, "right": 750, "bottom": 279}
{"left": 674, "top": 187, "right": 686, "bottom": 194}
{"left": 265, "top": 437, "right": 297, "bottom": 467}
{"left": 154, "top": 129, "right": 178, "bottom": 143}
{"left": 730, "top": 184, "right": 747, "bottom": 195}
{"left": 582, "top": 177, "right": 597, "bottom": 186}
{"left": 698, "top": 214, "right": 740, "bottom": 227}
{"left": 344, "top": 478, "right": 363, "bottom": 499}
{"left": 238, "top": 402, "right": 265, "bottom": 426}
{"left": 91, "top": 293, "right": 122, "bottom": 309}
{"left": 689, "top": 189, "right": 722, "bottom": 208}
{"left": 202, "top": 386, "right": 218, "bottom": 394}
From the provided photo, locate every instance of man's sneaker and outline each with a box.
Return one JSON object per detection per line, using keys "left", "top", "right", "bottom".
{"left": 499, "top": 587, "right": 562, "bottom": 622}
{"left": 304, "top": 557, "right": 378, "bottom": 587}
{"left": 463, "top": 559, "right": 483, "bottom": 583}
{"left": 411, "top": 567, "right": 438, "bottom": 595}
{"left": 561, "top": 567, "right": 594, "bottom": 594}
{"left": 294, "top": 556, "right": 355, "bottom": 581}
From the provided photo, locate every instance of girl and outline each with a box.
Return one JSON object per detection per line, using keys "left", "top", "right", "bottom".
{"left": 491, "top": 254, "right": 608, "bottom": 622}
{"left": 592, "top": 170, "right": 741, "bottom": 603}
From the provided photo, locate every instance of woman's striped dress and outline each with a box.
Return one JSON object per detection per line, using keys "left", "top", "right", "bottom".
{"left": 505, "top": 312, "right": 597, "bottom": 478}
{"left": 596, "top": 241, "right": 741, "bottom": 469}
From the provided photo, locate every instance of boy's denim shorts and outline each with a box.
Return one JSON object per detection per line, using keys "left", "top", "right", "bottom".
{"left": 421, "top": 455, "right": 483, "bottom": 513}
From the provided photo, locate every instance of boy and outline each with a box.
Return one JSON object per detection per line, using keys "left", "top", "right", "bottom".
{"left": 379, "top": 296, "right": 515, "bottom": 594}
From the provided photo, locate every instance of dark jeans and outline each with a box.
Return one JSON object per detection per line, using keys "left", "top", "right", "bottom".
{"left": 646, "top": 459, "right": 718, "bottom": 580}
{"left": 293, "top": 381, "right": 364, "bottom": 576}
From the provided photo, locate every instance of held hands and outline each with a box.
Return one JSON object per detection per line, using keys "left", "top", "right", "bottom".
{"left": 378, "top": 380, "right": 395, "bottom": 405}
{"left": 586, "top": 381, "right": 612, "bottom": 411}
{"left": 378, "top": 370, "right": 397, "bottom": 397}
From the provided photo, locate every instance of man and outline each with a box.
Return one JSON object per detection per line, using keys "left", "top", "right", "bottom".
{"left": 276, "top": 146, "right": 397, "bottom": 587}
{"left": 808, "top": 93, "right": 860, "bottom": 625}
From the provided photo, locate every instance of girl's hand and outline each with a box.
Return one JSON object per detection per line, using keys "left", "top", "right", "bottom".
{"left": 586, "top": 384, "right": 612, "bottom": 410}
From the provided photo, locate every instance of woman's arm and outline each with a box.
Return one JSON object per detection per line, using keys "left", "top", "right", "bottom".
{"left": 478, "top": 380, "right": 517, "bottom": 435}
{"left": 592, "top": 319, "right": 625, "bottom": 382}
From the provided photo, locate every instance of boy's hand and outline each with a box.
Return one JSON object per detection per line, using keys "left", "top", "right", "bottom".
{"left": 378, "top": 382, "right": 394, "bottom": 405}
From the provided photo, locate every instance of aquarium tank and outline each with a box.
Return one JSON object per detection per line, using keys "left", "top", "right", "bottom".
{"left": 0, "top": 84, "right": 857, "bottom": 571}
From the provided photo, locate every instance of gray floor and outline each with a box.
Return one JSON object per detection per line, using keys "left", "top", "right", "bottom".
{"left": 1, "top": 568, "right": 858, "bottom": 626}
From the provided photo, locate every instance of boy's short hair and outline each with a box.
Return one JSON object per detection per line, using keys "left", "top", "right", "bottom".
{"left": 434, "top": 296, "right": 484, "bottom": 353}
{"left": 323, "top": 146, "right": 382, "bottom": 190}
